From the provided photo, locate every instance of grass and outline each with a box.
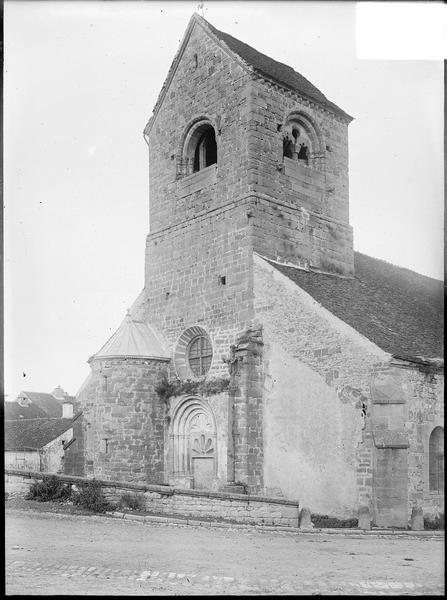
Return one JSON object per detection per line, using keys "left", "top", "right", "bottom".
{"left": 311, "top": 514, "right": 358, "bottom": 528}
{"left": 424, "top": 513, "right": 444, "bottom": 530}
{"left": 25, "top": 475, "right": 115, "bottom": 514}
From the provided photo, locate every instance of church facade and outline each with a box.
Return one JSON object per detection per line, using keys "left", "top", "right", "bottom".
{"left": 69, "top": 14, "right": 444, "bottom": 527}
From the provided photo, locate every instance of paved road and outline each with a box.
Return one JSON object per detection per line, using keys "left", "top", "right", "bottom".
{"left": 6, "top": 508, "right": 445, "bottom": 595}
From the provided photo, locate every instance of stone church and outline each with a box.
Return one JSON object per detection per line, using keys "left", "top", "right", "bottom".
{"left": 67, "top": 14, "right": 444, "bottom": 528}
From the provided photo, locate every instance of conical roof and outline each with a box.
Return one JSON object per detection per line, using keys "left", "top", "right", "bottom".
{"left": 91, "top": 312, "right": 170, "bottom": 361}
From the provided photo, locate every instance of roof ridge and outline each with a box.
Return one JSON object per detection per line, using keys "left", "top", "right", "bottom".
{"left": 265, "top": 253, "right": 443, "bottom": 359}
{"left": 354, "top": 251, "right": 443, "bottom": 283}
{"left": 201, "top": 15, "right": 352, "bottom": 121}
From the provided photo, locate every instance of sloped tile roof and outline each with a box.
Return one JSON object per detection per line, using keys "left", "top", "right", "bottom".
{"left": 268, "top": 252, "right": 443, "bottom": 360}
{"left": 92, "top": 312, "right": 170, "bottom": 360}
{"left": 4, "top": 418, "right": 74, "bottom": 450}
{"left": 18, "top": 392, "right": 67, "bottom": 418}
{"left": 4, "top": 402, "right": 48, "bottom": 420}
{"left": 204, "top": 17, "right": 352, "bottom": 121}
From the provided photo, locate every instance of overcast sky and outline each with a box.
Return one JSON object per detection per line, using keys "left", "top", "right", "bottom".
{"left": 4, "top": 1, "right": 444, "bottom": 400}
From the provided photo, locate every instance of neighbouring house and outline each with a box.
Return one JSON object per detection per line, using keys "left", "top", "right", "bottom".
{"left": 6, "top": 386, "right": 76, "bottom": 420}
{"left": 66, "top": 13, "right": 443, "bottom": 528}
{"left": 4, "top": 416, "right": 78, "bottom": 473}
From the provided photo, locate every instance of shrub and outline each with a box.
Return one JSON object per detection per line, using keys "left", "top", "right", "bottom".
{"left": 72, "top": 480, "right": 114, "bottom": 513}
{"left": 311, "top": 514, "right": 358, "bottom": 528}
{"left": 156, "top": 375, "right": 230, "bottom": 402}
{"left": 26, "top": 475, "right": 71, "bottom": 502}
{"left": 424, "top": 513, "right": 444, "bottom": 530}
{"left": 119, "top": 492, "right": 145, "bottom": 511}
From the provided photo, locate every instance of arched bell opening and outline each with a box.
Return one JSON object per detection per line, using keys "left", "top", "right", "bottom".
{"left": 282, "top": 111, "right": 325, "bottom": 171}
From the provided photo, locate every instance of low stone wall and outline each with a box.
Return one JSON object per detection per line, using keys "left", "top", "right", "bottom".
{"left": 4, "top": 470, "right": 299, "bottom": 527}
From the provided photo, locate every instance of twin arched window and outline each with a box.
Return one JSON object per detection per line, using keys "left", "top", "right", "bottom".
{"left": 282, "top": 114, "right": 324, "bottom": 171}
{"left": 429, "top": 426, "right": 444, "bottom": 493}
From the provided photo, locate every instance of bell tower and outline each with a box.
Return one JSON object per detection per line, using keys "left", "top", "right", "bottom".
{"left": 75, "top": 13, "right": 355, "bottom": 492}
{"left": 140, "top": 13, "right": 354, "bottom": 357}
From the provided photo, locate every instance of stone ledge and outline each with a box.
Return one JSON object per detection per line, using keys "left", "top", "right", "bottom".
{"left": 105, "top": 511, "right": 444, "bottom": 537}
{"left": 372, "top": 430, "right": 409, "bottom": 449}
{"left": 4, "top": 470, "right": 299, "bottom": 507}
{"left": 177, "top": 164, "right": 217, "bottom": 198}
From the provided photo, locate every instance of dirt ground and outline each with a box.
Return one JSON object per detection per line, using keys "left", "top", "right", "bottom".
{"left": 5, "top": 498, "right": 445, "bottom": 596}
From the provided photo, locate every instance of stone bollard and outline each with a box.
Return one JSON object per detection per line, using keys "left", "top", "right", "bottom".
{"left": 410, "top": 506, "right": 424, "bottom": 531}
{"left": 358, "top": 505, "right": 371, "bottom": 530}
{"left": 299, "top": 507, "right": 313, "bottom": 529}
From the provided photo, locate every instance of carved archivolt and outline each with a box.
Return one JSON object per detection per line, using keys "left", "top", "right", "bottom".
{"left": 169, "top": 396, "right": 217, "bottom": 479}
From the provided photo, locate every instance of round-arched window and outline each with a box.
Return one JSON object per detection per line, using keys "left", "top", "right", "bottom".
{"left": 180, "top": 119, "right": 218, "bottom": 177}
{"left": 187, "top": 335, "right": 213, "bottom": 377}
{"left": 174, "top": 326, "right": 213, "bottom": 380}
{"left": 282, "top": 112, "right": 324, "bottom": 171}
{"left": 193, "top": 126, "right": 217, "bottom": 172}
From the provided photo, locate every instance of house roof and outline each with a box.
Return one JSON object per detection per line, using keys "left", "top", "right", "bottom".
{"left": 4, "top": 402, "right": 48, "bottom": 421}
{"left": 267, "top": 252, "right": 443, "bottom": 360}
{"left": 92, "top": 312, "right": 170, "bottom": 361}
{"left": 204, "top": 17, "right": 352, "bottom": 121}
{"left": 4, "top": 418, "right": 74, "bottom": 451}
{"left": 17, "top": 392, "right": 75, "bottom": 418}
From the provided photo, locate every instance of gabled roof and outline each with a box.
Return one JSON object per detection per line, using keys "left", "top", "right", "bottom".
{"left": 205, "top": 18, "right": 352, "bottom": 121}
{"left": 145, "top": 13, "right": 351, "bottom": 136}
{"left": 4, "top": 418, "right": 74, "bottom": 451}
{"left": 92, "top": 312, "right": 170, "bottom": 361}
{"left": 267, "top": 252, "right": 443, "bottom": 360}
{"left": 16, "top": 392, "right": 71, "bottom": 418}
{"left": 4, "top": 402, "right": 48, "bottom": 421}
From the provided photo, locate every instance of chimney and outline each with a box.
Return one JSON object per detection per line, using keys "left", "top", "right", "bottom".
{"left": 52, "top": 385, "right": 66, "bottom": 400}
{"left": 62, "top": 400, "right": 73, "bottom": 419}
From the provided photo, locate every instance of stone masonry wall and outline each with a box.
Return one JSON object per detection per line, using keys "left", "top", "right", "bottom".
{"left": 403, "top": 366, "right": 444, "bottom": 517}
{"left": 228, "top": 327, "right": 264, "bottom": 493}
{"left": 142, "top": 201, "right": 254, "bottom": 381}
{"left": 254, "top": 254, "right": 388, "bottom": 516}
{"left": 248, "top": 78, "right": 351, "bottom": 224}
{"left": 254, "top": 255, "right": 444, "bottom": 523}
{"left": 79, "top": 357, "right": 169, "bottom": 484}
{"left": 249, "top": 195, "right": 353, "bottom": 276}
{"left": 246, "top": 78, "right": 354, "bottom": 275}
{"left": 143, "top": 20, "right": 259, "bottom": 374}
{"left": 146, "top": 21, "right": 254, "bottom": 231}
{"left": 4, "top": 471, "right": 300, "bottom": 528}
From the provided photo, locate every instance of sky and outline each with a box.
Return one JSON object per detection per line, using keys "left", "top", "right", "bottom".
{"left": 4, "top": 1, "right": 444, "bottom": 400}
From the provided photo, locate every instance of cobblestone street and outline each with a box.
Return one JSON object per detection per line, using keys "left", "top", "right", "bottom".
{"left": 5, "top": 506, "right": 444, "bottom": 595}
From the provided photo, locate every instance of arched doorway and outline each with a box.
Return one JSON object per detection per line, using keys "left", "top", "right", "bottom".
{"left": 168, "top": 396, "right": 217, "bottom": 490}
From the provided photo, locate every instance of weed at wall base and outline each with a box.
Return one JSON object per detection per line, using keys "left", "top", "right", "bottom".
{"left": 72, "top": 480, "right": 115, "bottom": 513}
{"left": 311, "top": 514, "right": 358, "bottom": 528}
{"left": 424, "top": 513, "right": 444, "bottom": 530}
{"left": 26, "top": 475, "right": 71, "bottom": 502}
